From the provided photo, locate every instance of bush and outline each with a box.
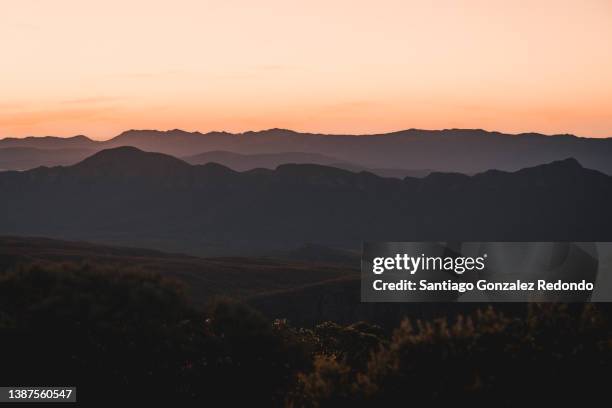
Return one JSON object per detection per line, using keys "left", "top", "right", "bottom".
{"left": 0, "top": 262, "right": 309, "bottom": 406}
{"left": 289, "top": 305, "right": 612, "bottom": 407}
{"left": 312, "top": 321, "right": 385, "bottom": 368}
{"left": 288, "top": 356, "right": 361, "bottom": 408}
{"left": 3, "top": 262, "right": 610, "bottom": 406}
{"left": 201, "top": 298, "right": 311, "bottom": 405}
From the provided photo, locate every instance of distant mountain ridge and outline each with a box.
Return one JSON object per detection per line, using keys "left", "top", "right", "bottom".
{"left": 183, "top": 150, "right": 350, "bottom": 170}
{"left": 0, "top": 147, "right": 96, "bottom": 170}
{"left": 182, "top": 150, "right": 434, "bottom": 177}
{"left": 0, "top": 134, "right": 94, "bottom": 149}
{"left": 0, "top": 147, "right": 610, "bottom": 255}
{"left": 1, "top": 128, "right": 612, "bottom": 174}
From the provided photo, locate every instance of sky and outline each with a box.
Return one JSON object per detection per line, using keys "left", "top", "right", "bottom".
{"left": 1, "top": 0, "right": 611, "bottom": 140}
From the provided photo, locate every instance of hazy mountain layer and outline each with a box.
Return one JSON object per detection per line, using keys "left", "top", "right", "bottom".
{"left": 0, "top": 147, "right": 95, "bottom": 170}
{"left": 182, "top": 150, "right": 433, "bottom": 178}
{"left": 2, "top": 128, "right": 611, "bottom": 174}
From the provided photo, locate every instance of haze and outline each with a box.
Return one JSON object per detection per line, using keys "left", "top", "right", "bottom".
{"left": 2, "top": 0, "right": 611, "bottom": 139}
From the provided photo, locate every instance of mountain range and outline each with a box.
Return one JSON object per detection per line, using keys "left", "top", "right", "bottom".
{"left": 1, "top": 146, "right": 610, "bottom": 255}
{"left": 1, "top": 128, "right": 612, "bottom": 174}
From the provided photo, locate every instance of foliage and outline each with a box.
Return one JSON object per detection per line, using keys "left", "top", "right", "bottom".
{"left": 0, "top": 262, "right": 307, "bottom": 405}
{"left": 2, "top": 262, "right": 611, "bottom": 407}
{"left": 288, "top": 304, "right": 612, "bottom": 407}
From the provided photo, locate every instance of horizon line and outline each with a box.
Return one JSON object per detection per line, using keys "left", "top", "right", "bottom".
{"left": 1, "top": 127, "right": 609, "bottom": 142}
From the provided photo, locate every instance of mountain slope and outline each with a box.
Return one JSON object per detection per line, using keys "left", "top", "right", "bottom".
{"left": 0, "top": 148, "right": 610, "bottom": 255}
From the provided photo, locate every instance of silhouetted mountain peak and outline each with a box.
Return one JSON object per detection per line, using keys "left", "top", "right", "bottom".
{"left": 515, "top": 157, "right": 585, "bottom": 175}
{"left": 469, "top": 158, "right": 597, "bottom": 188}
{"left": 0, "top": 134, "right": 97, "bottom": 150}
{"left": 264, "top": 127, "right": 298, "bottom": 134}
{"left": 241, "top": 128, "right": 300, "bottom": 137}
{"left": 548, "top": 157, "right": 582, "bottom": 169}
{"left": 71, "top": 146, "right": 190, "bottom": 177}
{"left": 70, "top": 134, "right": 92, "bottom": 141}
{"left": 78, "top": 146, "right": 146, "bottom": 161}
{"left": 113, "top": 128, "right": 204, "bottom": 141}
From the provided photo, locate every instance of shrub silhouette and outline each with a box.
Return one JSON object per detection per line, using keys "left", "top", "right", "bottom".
{"left": 202, "top": 298, "right": 311, "bottom": 405}
{"left": 289, "top": 305, "right": 612, "bottom": 407}
{"left": 2, "top": 262, "right": 610, "bottom": 406}
{"left": 0, "top": 262, "right": 308, "bottom": 405}
{"left": 312, "top": 321, "right": 386, "bottom": 369}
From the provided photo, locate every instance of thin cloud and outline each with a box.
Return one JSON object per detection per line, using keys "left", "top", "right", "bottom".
{"left": 323, "top": 100, "right": 381, "bottom": 113}
{"left": 257, "top": 64, "right": 295, "bottom": 71}
{"left": 213, "top": 64, "right": 297, "bottom": 80}
{"left": 60, "top": 96, "right": 122, "bottom": 105}
{"left": 105, "top": 70, "right": 183, "bottom": 79}
{"left": 0, "top": 106, "right": 120, "bottom": 127}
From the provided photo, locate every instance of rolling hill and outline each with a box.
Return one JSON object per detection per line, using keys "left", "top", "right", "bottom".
{"left": 0, "top": 235, "right": 522, "bottom": 325}
{"left": 0, "top": 236, "right": 355, "bottom": 306}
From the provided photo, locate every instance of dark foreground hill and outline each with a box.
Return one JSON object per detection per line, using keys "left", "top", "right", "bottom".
{"left": 2, "top": 254, "right": 609, "bottom": 406}
{"left": 2, "top": 128, "right": 612, "bottom": 174}
{"left": 1, "top": 147, "right": 611, "bottom": 255}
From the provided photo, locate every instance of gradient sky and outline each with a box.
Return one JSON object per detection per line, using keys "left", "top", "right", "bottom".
{"left": 1, "top": 0, "right": 611, "bottom": 140}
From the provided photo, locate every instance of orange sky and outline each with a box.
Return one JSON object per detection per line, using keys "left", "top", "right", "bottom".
{"left": 1, "top": 0, "right": 611, "bottom": 140}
